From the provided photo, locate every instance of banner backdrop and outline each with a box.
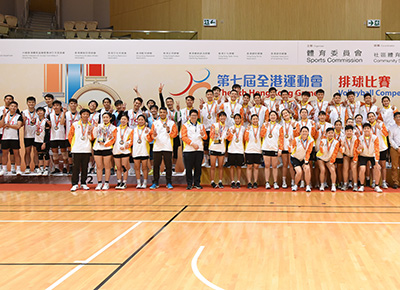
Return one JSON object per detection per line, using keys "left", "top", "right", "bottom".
{"left": 0, "top": 39, "right": 400, "bottom": 109}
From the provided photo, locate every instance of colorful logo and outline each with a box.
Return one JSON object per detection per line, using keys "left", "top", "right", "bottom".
{"left": 170, "top": 69, "right": 211, "bottom": 96}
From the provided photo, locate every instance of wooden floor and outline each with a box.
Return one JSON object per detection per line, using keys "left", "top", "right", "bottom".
{"left": 1, "top": 186, "right": 400, "bottom": 289}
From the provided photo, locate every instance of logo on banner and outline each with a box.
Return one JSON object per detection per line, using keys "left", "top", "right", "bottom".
{"left": 170, "top": 69, "right": 211, "bottom": 96}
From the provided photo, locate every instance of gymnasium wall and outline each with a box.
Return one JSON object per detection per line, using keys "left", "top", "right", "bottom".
{"left": 110, "top": 0, "right": 400, "bottom": 40}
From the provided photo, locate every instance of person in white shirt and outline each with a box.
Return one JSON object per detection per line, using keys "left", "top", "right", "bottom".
{"left": 278, "top": 90, "right": 298, "bottom": 120}
{"left": 333, "top": 120, "right": 345, "bottom": 188}
{"left": 244, "top": 114, "right": 263, "bottom": 189}
{"left": 261, "top": 111, "right": 284, "bottom": 189}
{"left": 378, "top": 96, "right": 397, "bottom": 129}
{"left": 165, "top": 96, "right": 181, "bottom": 171}
{"left": 344, "top": 91, "right": 361, "bottom": 121}
{"left": 92, "top": 112, "right": 117, "bottom": 191}
{"left": 209, "top": 111, "right": 229, "bottom": 189}
{"left": 148, "top": 107, "right": 179, "bottom": 190}
{"left": 241, "top": 93, "right": 252, "bottom": 127}
{"left": 311, "top": 89, "right": 329, "bottom": 123}
{"left": 43, "top": 93, "right": 54, "bottom": 118}
{"left": 127, "top": 97, "right": 144, "bottom": 129}
{"left": 178, "top": 95, "right": 195, "bottom": 125}
{"left": 341, "top": 125, "right": 358, "bottom": 191}
{"left": 0, "top": 95, "right": 14, "bottom": 171}
{"left": 132, "top": 115, "right": 152, "bottom": 189}
{"left": 98, "top": 97, "right": 116, "bottom": 124}
{"left": 250, "top": 93, "right": 269, "bottom": 126}
{"left": 65, "top": 98, "right": 80, "bottom": 175}
{"left": 0, "top": 101, "right": 23, "bottom": 176}
{"left": 327, "top": 93, "right": 346, "bottom": 125}
{"left": 49, "top": 100, "right": 68, "bottom": 174}
{"left": 226, "top": 113, "right": 246, "bottom": 189}
{"left": 112, "top": 114, "right": 133, "bottom": 190}
{"left": 68, "top": 109, "right": 94, "bottom": 192}
{"left": 34, "top": 107, "right": 51, "bottom": 176}
{"left": 88, "top": 100, "right": 100, "bottom": 174}
{"left": 264, "top": 87, "right": 280, "bottom": 113}
{"left": 181, "top": 109, "right": 207, "bottom": 190}
{"left": 389, "top": 112, "right": 400, "bottom": 189}
{"left": 360, "top": 93, "right": 378, "bottom": 123}
{"left": 22, "top": 96, "right": 39, "bottom": 174}
{"left": 294, "top": 91, "right": 314, "bottom": 121}
{"left": 219, "top": 90, "right": 244, "bottom": 129}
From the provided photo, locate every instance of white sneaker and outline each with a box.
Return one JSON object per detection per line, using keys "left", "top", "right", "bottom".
{"left": 120, "top": 182, "right": 127, "bottom": 189}
{"left": 24, "top": 168, "right": 31, "bottom": 174}
{"left": 34, "top": 168, "right": 41, "bottom": 174}
{"left": 291, "top": 185, "right": 298, "bottom": 191}
{"left": 273, "top": 182, "right": 279, "bottom": 189}
{"left": 382, "top": 181, "right": 389, "bottom": 189}
{"left": 324, "top": 182, "right": 329, "bottom": 188}
{"left": 102, "top": 183, "right": 110, "bottom": 190}
{"left": 348, "top": 181, "right": 353, "bottom": 188}
{"left": 319, "top": 185, "right": 325, "bottom": 191}
{"left": 374, "top": 186, "right": 383, "bottom": 193}
{"left": 70, "top": 185, "right": 79, "bottom": 192}
{"left": 16, "top": 169, "right": 22, "bottom": 176}
{"left": 136, "top": 182, "right": 142, "bottom": 189}
{"left": 331, "top": 184, "right": 336, "bottom": 192}
{"left": 42, "top": 168, "right": 49, "bottom": 176}
{"left": 81, "top": 184, "right": 90, "bottom": 190}
{"left": 265, "top": 182, "right": 271, "bottom": 189}
{"left": 353, "top": 185, "right": 358, "bottom": 191}
{"left": 282, "top": 180, "right": 288, "bottom": 188}
{"left": 0, "top": 169, "right": 5, "bottom": 177}
{"left": 95, "top": 184, "right": 103, "bottom": 191}
{"left": 306, "top": 185, "right": 311, "bottom": 192}
{"left": 201, "top": 161, "right": 208, "bottom": 167}
{"left": 371, "top": 181, "right": 376, "bottom": 188}
{"left": 358, "top": 185, "right": 364, "bottom": 192}
{"left": 300, "top": 180, "right": 305, "bottom": 188}
{"left": 141, "top": 182, "right": 147, "bottom": 189}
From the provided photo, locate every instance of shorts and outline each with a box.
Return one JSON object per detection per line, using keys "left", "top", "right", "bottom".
{"left": 317, "top": 157, "right": 329, "bottom": 163}
{"left": 359, "top": 156, "right": 376, "bottom": 167}
{"left": 34, "top": 142, "right": 50, "bottom": 153}
{"left": 262, "top": 150, "right": 278, "bottom": 157}
{"left": 203, "top": 131, "right": 210, "bottom": 151}
{"left": 50, "top": 140, "right": 68, "bottom": 149}
{"left": 380, "top": 149, "right": 388, "bottom": 161}
{"left": 93, "top": 149, "right": 113, "bottom": 156}
{"left": 335, "top": 158, "right": 343, "bottom": 164}
{"left": 1, "top": 140, "right": 20, "bottom": 150}
{"left": 227, "top": 153, "right": 244, "bottom": 167}
{"left": 290, "top": 157, "right": 304, "bottom": 168}
{"left": 114, "top": 153, "right": 130, "bottom": 159}
{"left": 343, "top": 154, "right": 353, "bottom": 160}
{"left": 149, "top": 143, "right": 154, "bottom": 160}
{"left": 210, "top": 150, "right": 224, "bottom": 156}
{"left": 309, "top": 147, "right": 317, "bottom": 161}
{"left": 245, "top": 153, "right": 263, "bottom": 165}
{"left": 24, "top": 138, "right": 35, "bottom": 147}
{"left": 173, "top": 136, "right": 181, "bottom": 159}
{"left": 282, "top": 150, "right": 289, "bottom": 154}
{"left": 66, "top": 140, "right": 71, "bottom": 148}
{"left": 133, "top": 156, "right": 149, "bottom": 160}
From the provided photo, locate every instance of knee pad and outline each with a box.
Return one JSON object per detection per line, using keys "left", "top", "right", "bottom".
{"left": 44, "top": 152, "right": 50, "bottom": 161}
{"left": 122, "top": 166, "right": 127, "bottom": 172}
{"left": 38, "top": 153, "right": 44, "bottom": 161}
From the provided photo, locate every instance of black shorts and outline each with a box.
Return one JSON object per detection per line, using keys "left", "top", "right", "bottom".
{"left": 335, "top": 158, "right": 343, "bottom": 164}
{"left": 203, "top": 131, "right": 210, "bottom": 151}
{"left": 245, "top": 153, "right": 263, "bottom": 165}
{"left": 66, "top": 140, "right": 71, "bottom": 148}
{"left": 309, "top": 147, "right": 316, "bottom": 161}
{"left": 282, "top": 150, "right": 289, "bottom": 154}
{"left": 24, "top": 138, "right": 35, "bottom": 147}
{"left": 227, "top": 153, "right": 244, "bottom": 167}
{"left": 262, "top": 150, "right": 278, "bottom": 157}
{"left": 290, "top": 157, "right": 305, "bottom": 168}
{"left": 93, "top": 149, "right": 113, "bottom": 156}
{"left": 380, "top": 149, "right": 388, "bottom": 161}
{"left": 114, "top": 153, "right": 130, "bottom": 159}
{"left": 317, "top": 157, "right": 329, "bottom": 163}
{"left": 343, "top": 154, "right": 353, "bottom": 160}
{"left": 133, "top": 156, "right": 149, "bottom": 160}
{"left": 359, "top": 156, "right": 376, "bottom": 167}
{"left": 210, "top": 150, "right": 224, "bottom": 156}
{"left": 173, "top": 136, "right": 181, "bottom": 159}
{"left": 1, "top": 140, "right": 20, "bottom": 150}
{"left": 50, "top": 140, "right": 68, "bottom": 149}
{"left": 34, "top": 142, "right": 50, "bottom": 153}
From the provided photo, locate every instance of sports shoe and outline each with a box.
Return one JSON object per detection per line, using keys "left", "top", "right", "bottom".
{"left": 273, "top": 182, "right": 279, "bottom": 189}
{"left": 81, "top": 184, "right": 90, "bottom": 190}
{"left": 306, "top": 185, "right": 311, "bottom": 192}
{"left": 291, "top": 185, "right": 298, "bottom": 191}
{"left": 265, "top": 182, "right": 271, "bottom": 189}
{"left": 102, "top": 183, "right": 110, "bottom": 190}
{"left": 342, "top": 184, "right": 348, "bottom": 191}
{"left": 365, "top": 179, "right": 370, "bottom": 187}
{"left": 16, "top": 168, "right": 22, "bottom": 176}
{"left": 300, "top": 180, "right": 305, "bottom": 188}
{"left": 70, "top": 185, "right": 79, "bottom": 192}
{"left": 218, "top": 181, "right": 224, "bottom": 189}
{"left": 358, "top": 185, "right": 364, "bottom": 192}
{"left": 331, "top": 184, "right": 336, "bottom": 192}
{"left": 247, "top": 183, "right": 253, "bottom": 189}
{"left": 34, "top": 168, "right": 41, "bottom": 174}
{"left": 319, "top": 185, "right": 324, "bottom": 191}
{"left": 371, "top": 181, "right": 376, "bottom": 188}
{"left": 348, "top": 181, "right": 353, "bottom": 188}
{"left": 382, "top": 181, "right": 389, "bottom": 189}
{"left": 115, "top": 182, "right": 122, "bottom": 190}
{"left": 194, "top": 185, "right": 203, "bottom": 189}
{"left": 62, "top": 168, "right": 68, "bottom": 174}
{"left": 211, "top": 181, "right": 218, "bottom": 189}
{"left": 253, "top": 182, "right": 258, "bottom": 189}
{"left": 51, "top": 168, "right": 61, "bottom": 175}
{"left": 136, "top": 182, "right": 142, "bottom": 189}
{"left": 353, "top": 185, "right": 358, "bottom": 191}
{"left": 42, "top": 168, "right": 49, "bottom": 176}
{"left": 186, "top": 185, "right": 193, "bottom": 190}
{"left": 0, "top": 169, "right": 6, "bottom": 177}
{"left": 324, "top": 182, "right": 329, "bottom": 188}
{"left": 24, "top": 168, "right": 31, "bottom": 174}
{"left": 235, "top": 182, "right": 240, "bottom": 189}
{"left": 231, "top": 182, "right": 236, "bottom": 189}
{"left": 95, "top": 184, "right": 103, "bottom": 191}
{"left": 141, "top": 182, "right": 147, "bottom": 189}
{"left": 120, "top": 182, "right": 126, "bottom": 189}
{"left": 167, "top": 183, "right": 174, "bottom": 190}
{"left": 282, "top": 180, "right": 288, "bottom": 189}
{"left": 150, "top": 183, "right": 158, "bottom": 190}
{"left": 374, "top": 186, "right": 383, "bottom": 193}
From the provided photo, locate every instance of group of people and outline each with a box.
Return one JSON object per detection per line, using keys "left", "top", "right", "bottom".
{"left": 1, "top": 84, "right": 400, "bottom": 193}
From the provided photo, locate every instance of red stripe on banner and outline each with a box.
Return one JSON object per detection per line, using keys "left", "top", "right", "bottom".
{"left": 87, "top": 64, "right": 104, "bottom": 76}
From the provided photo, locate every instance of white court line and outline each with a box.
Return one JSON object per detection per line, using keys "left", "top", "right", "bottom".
{"left": 45, "top": 221, "right": 142, "bottom": 290}
{"left": 3, "top": 220, "right": 400, "bottom": 225}
{"left": 192, "top": 246, "right": 224, "bottom": 290}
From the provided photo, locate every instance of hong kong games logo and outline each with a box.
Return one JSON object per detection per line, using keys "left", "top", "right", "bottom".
{"left": 170, "top": 69, "right": 211, "bottom": 96}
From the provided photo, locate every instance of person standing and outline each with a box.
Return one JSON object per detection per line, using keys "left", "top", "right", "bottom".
{"left": 68, "top": 109, "right": 93, "bottom": 192}
{"left": 181, "top": 109, "right": 207, "bottom": 190}
{"left": 389, "top": 112, "right": 400, "bottom": 189}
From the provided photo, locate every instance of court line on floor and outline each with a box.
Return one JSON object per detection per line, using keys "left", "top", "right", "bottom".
{"left": 93, "top": 205, "right": 188, "bottom": 289}
{"left": 0, "top": 210, "right": 178, "bottom": 212}
{"left": 192, "top": 246, "right": 224, "bottom": 290}
{"left": 3, "top": 220, "right": 400, "bottom": 225}
{"left": 0, "top": 263, "right": 121, "bottom": 266}
{"left": 45, "top": 221, "right": 142, "bottom": 290}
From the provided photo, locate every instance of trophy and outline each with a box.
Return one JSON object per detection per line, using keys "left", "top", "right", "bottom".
{"left": 214, "top": 125, "right": 222, "bottom": 144}
{"left": 98, "top": 127, "right": 105, "bottom": 143}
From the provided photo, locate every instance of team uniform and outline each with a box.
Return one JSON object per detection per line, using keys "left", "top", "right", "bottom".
{"left": 132, "top": 125, "right": 151, "bottom": 159}
{"left": 379, "top": 106, "right": 398, "bottom": 129}
{"left": 98, "top": 108, "right": 116, "bottom": 124}
{"left": 296, "top": 101, "right": 314, "bottom": 120}
{"left": 22, "top": 109, "right": 37, "bottom": 148}
{"left": 112, "top": 125, "right": 134, "bottom": 158}
{"left": 311, "top": 100, "right": 329, "bottom": 122}
{"left": 316, "top": 138, "right": 340, "bottom": 164}
{"left": 260, "top": 121, "right": 284, "bottom": 156}
{"left": 200, "top": 101, "right": 218, "bottom": 152}
{"left": 250, "top": 105, "right": 269, "bottom": 126}
{"left": 389, "top": 123, "right": 400, "bottom": 186}
{"left": 354, "top": 134, "right": 380, "bottom": 166}
{"left": 342, "top": 135, "right": 358, "bottom": 160}
{"left": 370, "top": 121, "right": 389, "bottom": 161}
{"left": 166, "top": 108, "right": 181, "bottom": 161}
{"left": 280, "top": 119, "right": 300, "bottom": 153}
{"left": 315, "top": 121, "right": 333, "bottom": 152}
{"left": 49, "top": 111, "right": 67, "bottom": 149}
{"left": 65, "top": 111, "right": 80, "bottom": 147}
{"left": 289, "top": 136, "right": 314, "bottom": 167}
{"left": 127, "top": 109, "right": 144, "bottom": 129}
{"left": 219, "top": 101, "right": 244, "bottom": 128}
{"left": 360, "top": 104, "right": 378, "bottom": 123}
{"left": 264, "top": 98, "right": 280, "bottom": 113}
{"left": 209, "top": 122, "right": 229, "bottom": 156}
{"left": 328, "top": 104, "right": 346, "bottom": 125}
{"left": 44, "top": 105, "right": 53, "bottom": 118}
{"left": 241, "top": 104, "right": 251, "bottom": 127}
{"left": 92, "top": 123, "right": 117, "bottom": 156}
{"left": 345, "top": 101, "right": 361, "bottom": 121}
{"left": 226, "top": 124, "right": 246, "bottom": 167}
{"left": 34, "top": 117, "right": 51, "bottom": 166}
{"left": 0, "top": 111, "right": 23, "bottom": 150}
{"left": 333, "top": 129, "right": 345, "bottom": 164}
{"left": 244, "top": 125, "right": 263, "bottom": 164}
